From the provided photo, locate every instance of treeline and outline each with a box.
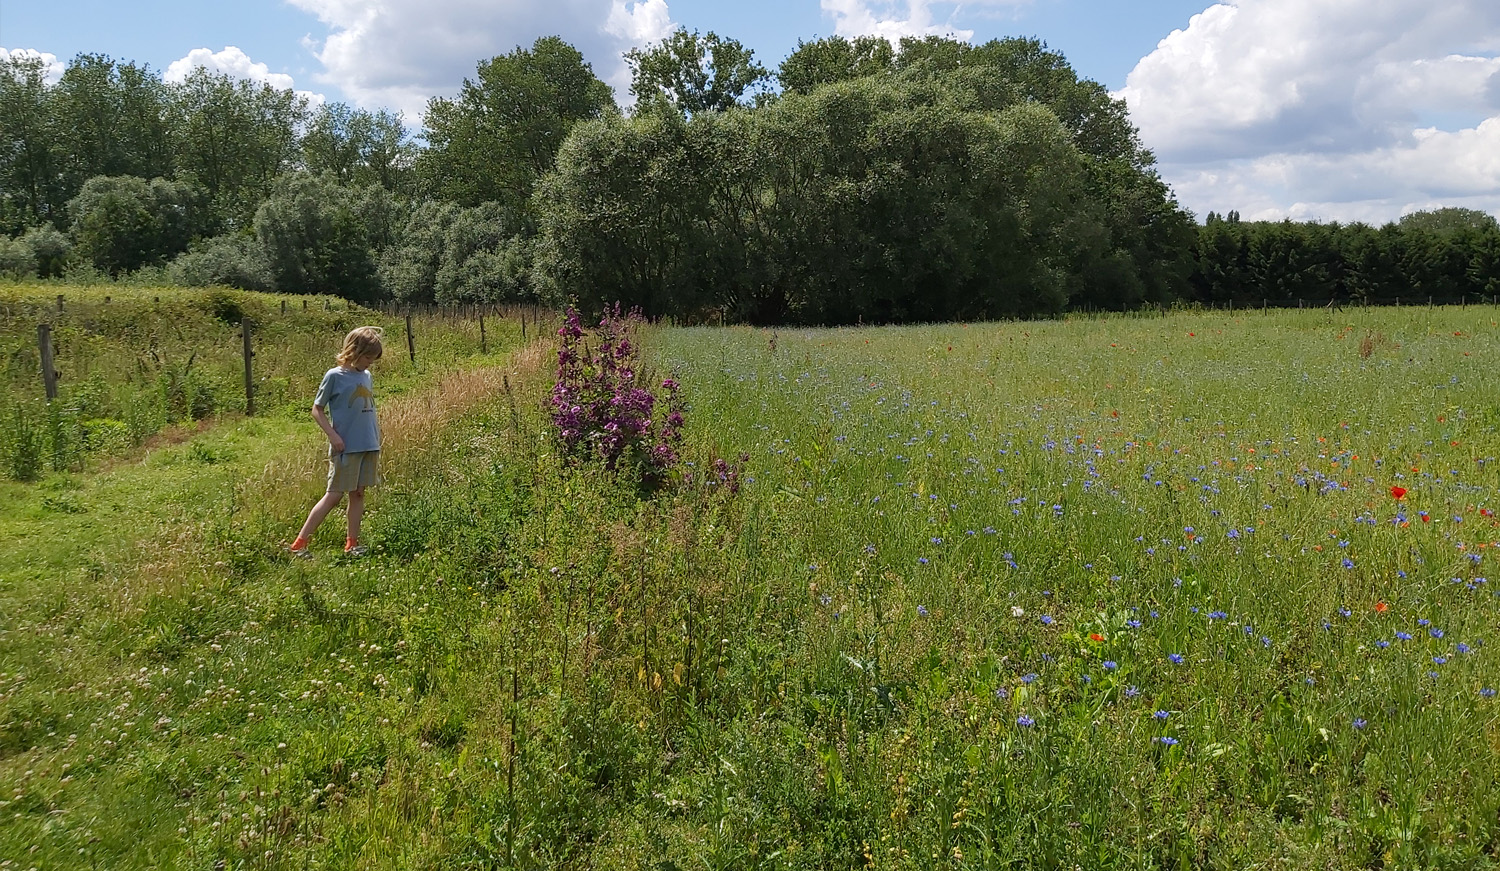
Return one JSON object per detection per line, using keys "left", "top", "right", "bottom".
{"left": 1, "top": 36, "right": 1496, "bottom": 322}
{"left": 1191, "top": 209, "right": 1500, "bottom": 306}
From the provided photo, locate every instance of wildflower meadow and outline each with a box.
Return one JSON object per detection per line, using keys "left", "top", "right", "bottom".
{"left": 2, "top": 300, "right": 1499, "bottom": 869}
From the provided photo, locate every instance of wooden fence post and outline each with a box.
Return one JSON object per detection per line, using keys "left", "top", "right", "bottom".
{"left": 241, "top": 318, "right": 255, "bottom": 416}
{"left": 55, "top": 295, "right": 64, "bottom": 315}
{"left": 38, "top": 323, "right": 58, "bottom": 401}
{"left": 281, "top": 299, "right": 287, "bottom": 315}
{"left": 479, "top": 313, "right": 488, "bottom": 354}
{"left": 406, "top": 313, "right": 416, "bottom": 365}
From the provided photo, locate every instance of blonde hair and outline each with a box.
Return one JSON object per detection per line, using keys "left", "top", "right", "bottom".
{"left": 336, "top": 326, "right": 385, "bottom": 368}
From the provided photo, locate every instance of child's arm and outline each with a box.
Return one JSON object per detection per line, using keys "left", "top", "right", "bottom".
{"left": 312, "top": 404, "right": 345, "bottom": 453}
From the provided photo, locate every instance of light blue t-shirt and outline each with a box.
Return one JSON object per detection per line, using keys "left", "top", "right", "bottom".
{"left": 314, "top": 367, "right": 380, "bottom": 453}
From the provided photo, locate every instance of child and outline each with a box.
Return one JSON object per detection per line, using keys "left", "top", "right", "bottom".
{"left": 290, "top": 326, "right": 383, "bottom": 558}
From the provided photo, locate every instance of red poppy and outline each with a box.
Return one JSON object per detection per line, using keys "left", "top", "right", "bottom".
{"left": 1375, "top": 601, "right": 1389, "bottom": 613}
{"left": 1390, "top": 486, "right": 1407, "bottom": 500}
{"left": 1420, "top": 512, "right": 1431, "bottom": 523}
{"left": 1089, "top": 633, "right": 1105, "bottom": 642}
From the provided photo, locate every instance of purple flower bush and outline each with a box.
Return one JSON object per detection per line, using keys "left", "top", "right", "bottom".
{"left": 551, "top": 305, "right": 685, "bottom": 488}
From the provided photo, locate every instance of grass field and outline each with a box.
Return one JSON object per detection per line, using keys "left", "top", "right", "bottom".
{"left": 3, "top": 298, "right": 1500, "bottom": 869}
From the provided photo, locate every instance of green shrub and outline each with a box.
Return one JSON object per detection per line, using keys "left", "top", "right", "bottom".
{"left": 82, "top": 417, "right": 131, "bottom": 454}
{"left": 20, "top": 225, "right": 72, "bottom": 278}
{"left": 0, "top": 235, "right": 37, "bottom": 279}
{"left": 200, "top": 289, "right": 245, "bottom": 326}
{"left": 169, "top": 235, "right": 276, "bottom": 292}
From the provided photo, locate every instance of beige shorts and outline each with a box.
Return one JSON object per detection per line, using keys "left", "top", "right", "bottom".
{"left": 327, "top": 450, "right": 380, "bottom": 493}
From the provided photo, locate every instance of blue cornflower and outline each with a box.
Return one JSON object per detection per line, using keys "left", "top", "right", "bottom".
{"left": 1209, "top": 611, "right": 1228, "bottom": 620}
{"left": 917, "top": 605, "right": 929, "bottom": 617}
{"left": 1153, "top": 710, "right": 1170, "bottom": 720}
{"left": 1040, "top": 615, "right": 1054, "bottom": 625}
{"left": 1021, "top": 672, "right": 1039, "bottom": 684}
{"left": 1352, "top": 718, "right": 1367, "bottom": 730}
{"left": 1124, "top": 685, "right": 1140, "bottom": 698}
{"left": 1482, "top": 688, "right": 1497, "bottom": 698}
{"left": 1339, "top": 607, "right": 1352, "bottom": 618}
{"left": 1418, "top": 618, "right": 1431, "bottom": 627}
{"left": 1128, "top": 619, "right": 1142, "bottom": 629}
{"left": 1433, "top": 656, "right": 1448, "bottom": 665}
{"left": 918, "top": 557, "right": 929, "bottom": 565}
{"left": 1376, "top": 640, "right": 1390, "bottom": 649}
{"left": 1103, "top": 661, "right": 1118, "bottom": 670}
{"left": 1168, "top": 653, "right": 1185, "bottom": 665}
{"left": 994, "top": 687, "right": 1009, "bottom": 699}
{"left": 1150, "top": 610, "right": 1160, "bottom": 619}
{"left": 1342, "top": 558, "right": 1355, "bottom": 569}
{"left": 1395, "top": 632, "right": 1413, "bottom": 641}
{"left": 1154, "top": 736, "right": 1179, "bottom": 746}
{"left": 1430, "top": 628, "right": 1444, "bottom": 639}
{"left": 1457, "top": 643, "right": 1471, "bottom": 654}
{"left": 1017, "top": 715, "right": 1035, "bottom": 727}
{"left": 1261, "top": 636, "right": 1272, "bottom": 647}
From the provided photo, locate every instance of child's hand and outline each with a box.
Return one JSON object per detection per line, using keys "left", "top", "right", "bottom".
{"left": 330, "top": 434, "right": 346, "bottom": 453}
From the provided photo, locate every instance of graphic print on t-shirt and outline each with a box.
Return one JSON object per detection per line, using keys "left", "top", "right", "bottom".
{"left": 350, "top": 383, "right": 375, "bottom": 410}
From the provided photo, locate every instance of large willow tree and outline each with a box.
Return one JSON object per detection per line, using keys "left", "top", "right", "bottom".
{"left": 536, "top": 37, "right": 1194, "bottom": 324}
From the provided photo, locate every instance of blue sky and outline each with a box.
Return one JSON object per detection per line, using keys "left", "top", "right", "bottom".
{"left": 5, "top": 1, "right": 1499, "bottom": 223}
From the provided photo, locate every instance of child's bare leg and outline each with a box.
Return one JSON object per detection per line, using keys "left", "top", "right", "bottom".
{"left": 297, "top": 491, "right": 344, "bottom": 542}
{"left": 346, "top": 488, "right": 365, "bottom": 545}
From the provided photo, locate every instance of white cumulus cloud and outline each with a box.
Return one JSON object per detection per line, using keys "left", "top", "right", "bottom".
{"left": 0, "top": 48, "right": 65, "bottom": 84}
{"left": 820, "top": 0, "right": 1030, "bottom": 44}
{"left": 1118, "top": 0, "right": 1500, "bottom": 222}
{"left": 165, "top": 46, "right": 325, "bottom": 105}
{"left": 286, "top": 0, "right": 677, "bottom": 120}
